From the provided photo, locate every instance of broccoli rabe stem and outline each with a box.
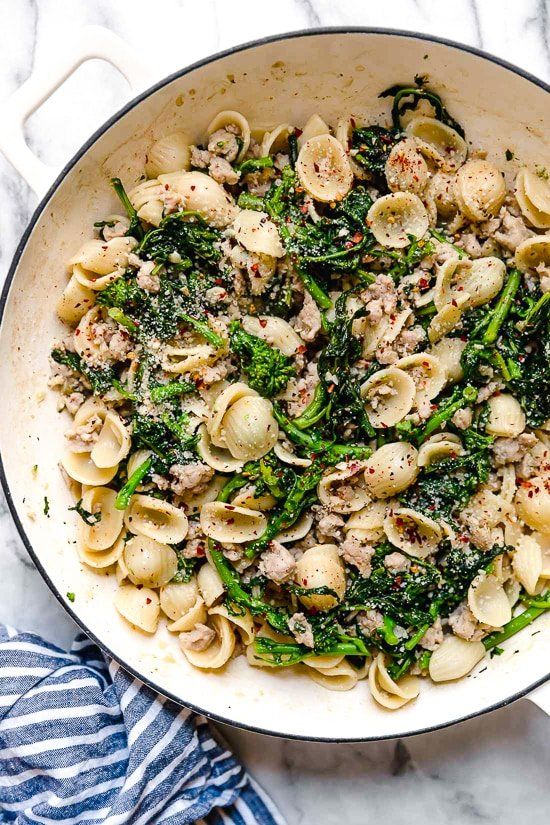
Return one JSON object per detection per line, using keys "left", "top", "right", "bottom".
{"left": 516, "top": 291, "right": 550, "bottom": 333}
{"left": 272, "top": 403, "right": 372, "bottom": 462}
{"left": 107, "top": 307, "right": 138, "bottom": 333}
{"left": 408, "top": 385, "right": 478, "bottom": 445}
{"left": 295, "top": 265, "right": 333, "bottom": 310}
{"left": 237, "top": 156, "right": 274, "bottom": 175}
{"left": 292, "top": 383, "right": 330, "bottom": 430}
{"left": 110, "top": 177, "right": 144, "bottom": 240}
{"left": 483, "top": 597, "right": 549, "bottom": 650}
{"left": 237, "top": 192, "right": 264, "bottom": 211}
{"left": 115, "top": 456, "right": 153, "bottom": 510}
{"left": 149, "top": 381, "right": 196, "bottom": 403}
{"left": 483, "top": 268, "right": 521, "bottom": 345}
{"left": 179, "top": 313, "right": 223, "bottom": 348}
{"left": 253, "top": 635, "right": 369, "bottom": 666}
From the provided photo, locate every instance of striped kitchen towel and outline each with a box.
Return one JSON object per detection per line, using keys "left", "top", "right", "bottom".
{"left": 0, "top": 626, "right": 285, "bottom": 824}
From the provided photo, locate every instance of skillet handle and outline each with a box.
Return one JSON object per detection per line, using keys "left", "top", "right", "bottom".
{"left": 0, "top": 25, "right": 151, "bottom": 197}
{"left": 527, "top": 683, "right": 550, "bottom": 715}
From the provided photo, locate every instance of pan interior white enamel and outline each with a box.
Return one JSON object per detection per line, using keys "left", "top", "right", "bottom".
{"left": 0, "top": 32, "right": 548, "bottom": 740}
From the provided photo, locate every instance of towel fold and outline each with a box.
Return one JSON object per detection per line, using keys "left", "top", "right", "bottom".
{"left": 0, "top": 626, "right": 284, "bottom": 824}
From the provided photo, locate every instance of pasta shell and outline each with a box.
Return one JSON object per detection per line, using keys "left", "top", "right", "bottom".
{"left": 307, "top": 659, "right": 362, "bottom": 692}
{"left": 426, "top": 171, "right": 459, "bottom": 219}
{"left": 199, "top": 501, "right": 267, "bottom": 544}
{"left": 145, "top": 132, "right": 191, "bottom": 178}
{"left": 242, "top": 315, "right": 303, "bottom": 356}
{"left": 405, "top": 116, "right": 468, "bottom": 172}
{"left": 345, "top": 500, "right": 388, "bottom": 531}
{"left": 384, "top": 507, "right": 442, "bottom": 558}
{"left": 168, "top": 596, "right": 207, "bottom": 632}
{"left": 114, "top": 585, "right": 160, "bottom": 634}
{"left": 467, "top": 572, "right": 511, "bottom": 627}
{"left": 273, "top": 440, "right": 312, "bottom": 467}
{"left": 428, "top": 293, "right": 469, "bottom": 343}
{"left": 369, "top": 652, "right": 420, "bottom": 709}
{"left": 367, "top": 192, "right": 429, "bottom": 248}
{"left": 537, "top": 532, "right": 550, "bottom": 578}
{"left": 61, "top": 451, "right": 117, "bottom": 486}
{"left": 123, "top": 536, "right": 178, "bottom": 588}
{"left": 298, "top": 113, "right": 330, "bottom": 148}
{"left": 181, "top": 476, "right": 227, "bottom": 516}
{"left": 72, "top": 263, "right": 120, "bottom": 292}
{"left": 361, "top": 367, "right": 416, "bottom": 428}
{"left": 515, "top": 168, "right": 550, "bottom": 229}
{"left": 207, "top": 110, "right": 251, "bottom": 162}
{"left": 394, "top": 353, "right": 447, "bottom": 408}
{"left": 56, "top": 274, "right": 95, "bottom": 324}
{"left": 429, "top": 336, "right": 466, "bottom": 383}
{"left": 124, "top": 494, "right": 189, "bottom": 544}
{"left": 210, "top": 603, "right": 255, "bottom": 645}
{"left": 418, "top": 433, "right": 463, "bottom": 468}
{"left": 296, "top": 134, "right": 353, "bottom": 202}
{"left": 197, "top": 562, "right": 225, "bottom": 607}
{"left": 78, "top": 535, "right": 124, "bottom": 570}
{"left": 208, "top": 382, "right": 257, "bottom": 448}
{"left": 127, "top": 449, "right": 153, "bottom": 479}
{"left": 294, "top": 544, "right": 346, "bottom": 611}
{"left": 435, "top": 257, "right": 505, "bottom": 311}
{"left": 454, "top": 159, "right": 505, "bottom": 221}
{"left": 162, "top": 344, "right": 218, "bottom": 374}
{"left": 222, "top": 395, "right": 279, "bottom": 461}
{"left": 78, "top": 487, "right": 123, "bottom": 551}
{"left": 334, "top": 117, "right": 370, "bottom": 180}
{"left": 385, "top": 138, "right": 429, "bottom": 194}
{"left": 129, "top": 179, "right": 164, "bottom": 226}
{"left": 363, "top": 442, "right": 419, "bottom": 498}
{"left": 232, "top": 485, "right": 277, "bottom": 512}
{"left": 275, "top": 513, "right": 314, "bottom": 543}
{"left": 68, "top": 237, "right": 136, "bottom": 275}
{"left": 514, "top": 235, "right": 550, "bottom": 273}
{"left": 486, "top": 394, "right": 526, "bottom": 438}
{"left": 91, "top": 411, "right": 131, "bottom": 469}
{"left": 197, "top": 424, "right": 244, "bottom": 473}
{"left": 429, "top": 636, "right": 486, "bottom": 682}
{"left": 233, "top": 209, "right": 284, "bottom": 258}
{"left": 160, "top": 578, "right": 200, "bottom": 621}
{"left": 180, "top": 614, "right": 235, "bottom": 669}
{"left": 158, "top": 171, "right": 238, "bottom": 228}
{"left": 261, "top": 123, "right": 294, "bottom": 156}
{"left": 317, "top": 460, "right": 371, "bottom": 514}
{"left": 512, "top": 535, "right": 543, "bottom": 594}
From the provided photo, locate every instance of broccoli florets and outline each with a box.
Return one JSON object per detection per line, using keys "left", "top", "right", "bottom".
{"left": 229, "top": 321, "right": 296, "bottom": 397}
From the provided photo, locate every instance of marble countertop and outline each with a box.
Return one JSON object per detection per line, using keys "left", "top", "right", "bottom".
{"left": 0, "top": 0, "right": 548, "bottom": 821}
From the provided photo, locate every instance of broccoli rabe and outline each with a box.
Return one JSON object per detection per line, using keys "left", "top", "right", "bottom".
{"left": 379, "top": 81, "right": 465, "bottom": 137}
{"left": 51, "top": 347, "right": 116, "bottom": 395}
{"left": 229, "top": 321, "right": 296, "bottom": 397}
{"left": 351, "top": 125, "right": 398, "bottom": 181}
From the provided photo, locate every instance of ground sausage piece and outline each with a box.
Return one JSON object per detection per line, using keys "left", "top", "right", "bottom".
{"left": 451, "top": 407, "right": 473, "bottom": 429}
{"left": 357, "top": 609, "right": 384, "bottom": 636}
{"left": 494, "top": 209, "right": 534, "bottom": 252}
{"left": 288, "top": 613, "right": 315, "bottom": 648}
{"left": 491, "top": 433, "right": 538, "bottom": 466}
{"left": 419, "top": 617, "right": 443, "bottom": 651}
{"left": 179, "top": 623, "right": 216, "bottom": 652}
{"left": 65, "top": 414, "right": 102, "bottom": 452}
{"left": 208, "top": 156, "right": 240, "bottom": 186}
{"left": 384, "top": 551, "right": 411, "bottom": 573}
{"left": 162, "top": 463, "right": 214, "bottom": 497}
{"left": 292, "top": 291, "right": 322, "bottom": 343}
{"left": 448, "top": 602, "right": 484, "bottom": 642}
{"left": 207, "top": 128, "right": 239, "bottom": 162}
{"left": 260, "top": 541, "right": 296, "bottom": 584}
{"left": 340, "top": 536, "right": 375, "bottom": 577}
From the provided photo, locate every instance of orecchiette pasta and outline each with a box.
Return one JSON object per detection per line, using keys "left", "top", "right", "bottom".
{"left": 124, "top": 536, "right": 178, "bottom": 587}
{"left": 405, "top": 116, "right": 468, "bottom": 171}
{"left": 124, "top": 494, "right": 188, "bottom": 544}
{"left": 145, "top": 132, "right": 191, "bottom": 178}
{"left": 114, "top": 585, "right": 160, "bottom": 633}
{"left": 363, "top": 442, "right": 419, "bottom": 498}
{"left": 368, "top": 653, "right": 420, "bottom": 709}
{"left": 294, "top": 545, "right": 346, "bottom": 611}
{"left": 296, "top": 134, "right": 354, "bottom": 202}
{"left": 49, "top": 84, "right": 550, "bottom": 705}
{"left": 454, "top": 159, "right": 506, "bottom": 221}
{"left": 361, "top": 367, "right": 416, "bottom": 427}
{"left": 367, "top": 192, "right": 429, "bottom": 248}
{"left": 515, "top": 168, "right": 550, "bottom": 229}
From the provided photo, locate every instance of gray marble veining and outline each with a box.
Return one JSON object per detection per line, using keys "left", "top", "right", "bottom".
{"left": 0, "top": 1, "right": 548, "bottom": 822}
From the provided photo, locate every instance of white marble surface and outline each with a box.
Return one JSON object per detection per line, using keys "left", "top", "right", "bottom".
{"left": 0, "top": 1, "right": 548, "bottom": 822}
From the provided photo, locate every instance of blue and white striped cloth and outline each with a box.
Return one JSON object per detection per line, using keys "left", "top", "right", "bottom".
{"left": 0, "top": 626, "right": 285, "bottom": 824}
